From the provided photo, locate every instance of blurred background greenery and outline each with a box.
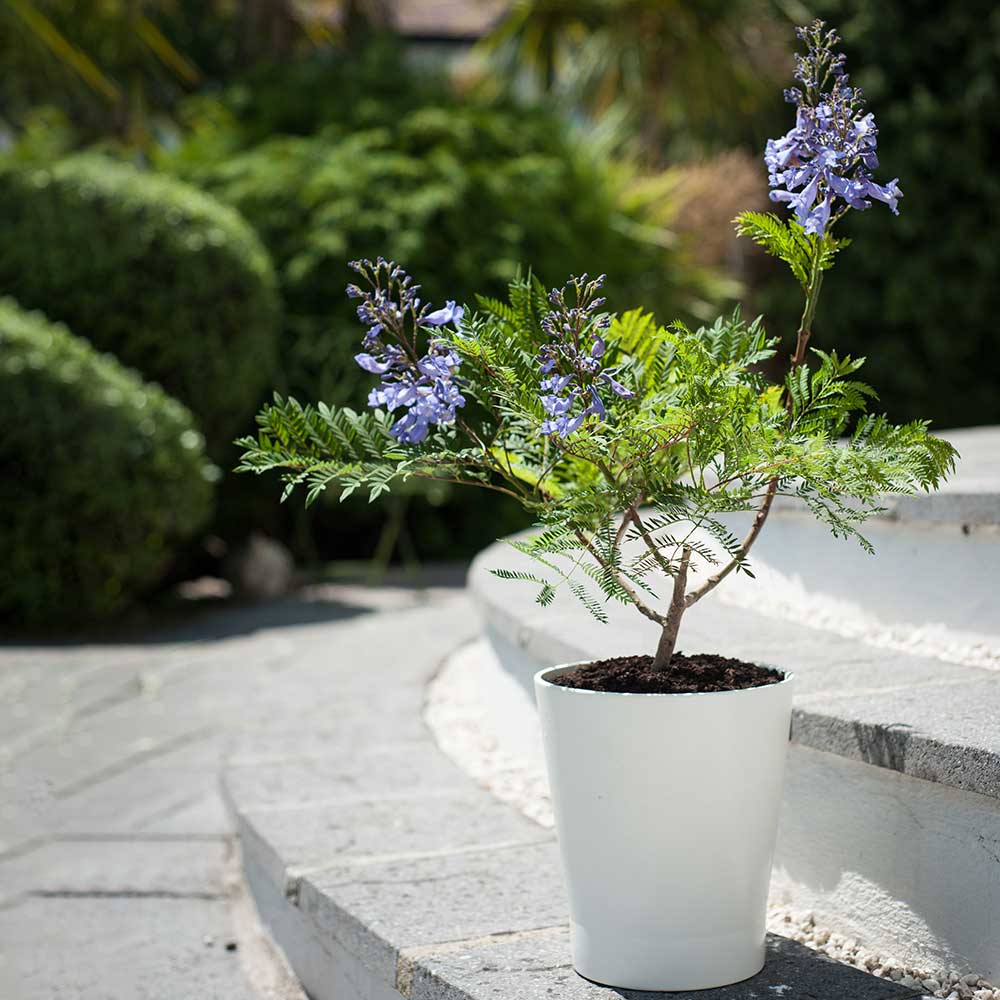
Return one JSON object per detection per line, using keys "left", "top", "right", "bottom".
{"left": 0, "top": 0, "right": 996, "bottom": 629}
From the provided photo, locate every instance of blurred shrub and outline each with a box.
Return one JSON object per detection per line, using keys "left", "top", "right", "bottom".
{"left": 0, "top": 0, "right": 316, "bottom": 145}
{"left": 157, "top": 43, "right": 730, "bottom": 562}
{"left": 669, "top": 150, "right": 770, "bottom": 269}
{"left": 766, "top": 1, "right": 999, "bottom": 428}
{"left": 163, "top": 50, "right": 723, "bottom": 416}
{"left": 0, "top": 299, "right": 215, "bottom": 627}
{"left": 213, "top": 37, "right": 450, "bottom": 143}
{"left": 0, "top": 155, "right": 281, "bottom": 452}
{"left": 481, "top": 0, "right": 789, "bottom": 160}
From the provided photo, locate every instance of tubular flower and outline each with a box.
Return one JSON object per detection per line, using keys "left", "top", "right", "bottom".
{"left": 348, "top": 258, "right": 465, "bottom": 445}
{"left": 766, "top": 20, "right": 901, "bottom": 236}
{"left": 537, "top": 274, "right": 633, "bottom": 438}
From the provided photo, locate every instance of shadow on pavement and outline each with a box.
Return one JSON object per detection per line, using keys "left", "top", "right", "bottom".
{"left": 1, "top": 563, "right": 470, "bottom": 648}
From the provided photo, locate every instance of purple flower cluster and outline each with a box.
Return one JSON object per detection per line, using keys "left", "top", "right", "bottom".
{"left": 348, "top": 258, "right": 466, "bottom": 445}
{"left": 537, "top": 274, "right": 633, "bottom": 438}
{"left": 765, "top": 20, "right": 902, "bottom": 237}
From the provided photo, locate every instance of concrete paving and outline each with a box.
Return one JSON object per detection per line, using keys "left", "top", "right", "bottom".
{"left": 0, "top": 577, "right": 464, "bottom": 999}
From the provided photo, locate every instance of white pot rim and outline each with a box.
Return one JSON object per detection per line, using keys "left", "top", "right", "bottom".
{"left": 534, "top": 661, "right": 794, "bottom": 700}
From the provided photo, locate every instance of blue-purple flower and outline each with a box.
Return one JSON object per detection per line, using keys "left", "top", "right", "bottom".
{"left": 765, "top": 20, "right": 901, "bottom": 236}
{"left": 537, "top": 274, "right": 633, "bottom": 438}
{"left": 425, "top": 300, "right": 465, "bottom": 328}
{"left": 348, "top": 258, "right": 466, "bottom": 445}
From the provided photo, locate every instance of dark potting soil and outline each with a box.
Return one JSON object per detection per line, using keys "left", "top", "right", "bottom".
{"left": 549, "top": 653, "right": 784, "bottom": 694}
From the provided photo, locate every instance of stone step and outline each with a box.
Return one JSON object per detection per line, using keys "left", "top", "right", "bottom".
{"left": 468, "top": 523, "right": 1000, "bottom": 978}
{"left": 222, "top": 600, "right": 919, "bottom": 1000}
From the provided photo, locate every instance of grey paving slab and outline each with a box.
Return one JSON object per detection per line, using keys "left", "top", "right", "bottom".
{"left": 7, "top": 705, "right": 217, "bottom": 797}
{"left": 131, "top": 788, "right": 232, "bottom": 836}
{"left": 224, "top": 682, "right": 439, "bottom": 740}
{"left": 218, "top": 606, "right": 480, "bottom": 759}
{"left": 141, "top": 641, "right": 426, "bottom": 727}
{"left": 224, "top": 740, "right": 472, "bottom": 810}
{"left": 0, "top": 895, "right": 257, "bottom": 1000}
{"left": 1, "top": 578, "right": 473, "bottom": 1000}
{"left": 0, "top": 819, "right": 37, "bottom": 860}
{"left": 793, "top": 678, "right": 1000, "bottom": 796}
{"left": 0, "top": 836, "right": 228, "bottom": 906}
{"left": 239, "top": 787, "right": 547, "bottom": 887}
{"left": 0, "top": 662, "right": 144, "bottom": 744}
{"left": 403, "top": 927, "right": 922, "bottom": 1000}
{"left": 225, "top": 726, "right": 432, "bottom": 764}
{"left": 241, "top": 830, "right": 405, "bottom": 1000}
{"left": 8, "top": 741, "right": 223, "bottom": 838}
{"left": 300, "top": 839, "right": 564, "bottom": 986}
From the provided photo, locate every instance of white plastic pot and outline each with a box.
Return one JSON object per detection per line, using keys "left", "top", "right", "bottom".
{"left": 534, "top": 662, "right": 794, "bottom": 991}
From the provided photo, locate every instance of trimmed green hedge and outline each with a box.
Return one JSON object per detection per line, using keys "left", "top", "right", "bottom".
{"left": 0, "top": 155, "right": 281, "bottom": 452}
{"left": 0, "top": 299, "right": 216, "bottom": 627}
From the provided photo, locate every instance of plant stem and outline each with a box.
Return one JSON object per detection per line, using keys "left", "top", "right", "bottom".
{"left": 651, "top": 546, "right": 691, "bottom": 670}
{"left": 628, "top": 507, "right": 675, "bottom": 579}
{"left": 682, "top": 478, "right": 778, "bottom": 609}
{"left": 651, "top": 238, "right": 827, "bottom": 668}
{"left": 791, "top": 244, "right": 825, "bottom": 372}
{"left": 573, "top": 528, "right": 664, "bottom": 626}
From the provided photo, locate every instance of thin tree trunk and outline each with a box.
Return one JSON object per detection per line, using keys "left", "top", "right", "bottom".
{"left": 683, "top": 479, "right": 777, "bottom": 610}
{"left": 651, "top": 546, "right": 691, "bottom": 670}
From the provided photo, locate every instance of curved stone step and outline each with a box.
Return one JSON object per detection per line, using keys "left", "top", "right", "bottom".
{"left": 468, "top": 514, "right": 1000, "bottom": 977}
{"left": 223, "top": 597, "right": 919, "bottom": 1000}
{"left": 721, "top": 426, "right": 1000, "bottom": 639}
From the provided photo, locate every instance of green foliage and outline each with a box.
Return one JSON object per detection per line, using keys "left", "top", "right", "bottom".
{"left": 239, "top": 276, "right": 956, "bottom": 627}
{"left": 735, "top": 212, "right": 848, "bottom": 289}
{"left": 482, "top": 0, "right": 787, "bottom": 158}
{"left": 0, "top": 153, "right": 280, "bottom": 453}
{"left": 159, "top": 48, "right": 722, "bottom": 418}
{"left": 213, "top": 35, "right": 449, "bottom": 144}
{"left": 0, "top": 0, "right": 326, "bottom": 145}
{"left": 764, "top": 0, "right": 1000, "bottom": 428}
{"left": 238, "top": 397, "right": 404, "bottom": 506}
{"left": 158, "top": 44, "right": 727, "bottom": 565}
{"left": 0, "top": 298, "right": 216, "bottom": 627}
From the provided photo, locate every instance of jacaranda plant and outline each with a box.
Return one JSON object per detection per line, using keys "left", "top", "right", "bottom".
{"left": 239, "top": 21, "right": 956, "bottom": 672}
{"left": 239, "top": 25, "right": 960, "bottom": 989}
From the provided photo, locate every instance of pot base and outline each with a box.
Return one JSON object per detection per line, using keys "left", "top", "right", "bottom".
{"left": 572, "top": 920, "right": 766, "bottom": 992}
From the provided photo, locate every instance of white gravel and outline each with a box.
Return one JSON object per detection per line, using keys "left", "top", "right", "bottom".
{"left": 770, "top": 908, "right": 1000, "bottom": 1000}
{"left": 425, "top": 642, "right": 553, "bottom": 829}
{"left": 426, "top": 639, "right": 999, "bottom": 999}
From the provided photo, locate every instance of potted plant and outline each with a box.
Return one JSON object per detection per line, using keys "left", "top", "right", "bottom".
{"left": 238, "top": 21, "right": 955, "bottom": 991}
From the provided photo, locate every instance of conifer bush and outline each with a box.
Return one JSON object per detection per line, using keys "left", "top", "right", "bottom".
{"left": 0, "top": 300, "right": 216, "bottom": 627}
{"left": 0, "top": 155, "right": 281, "bottom": 453}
